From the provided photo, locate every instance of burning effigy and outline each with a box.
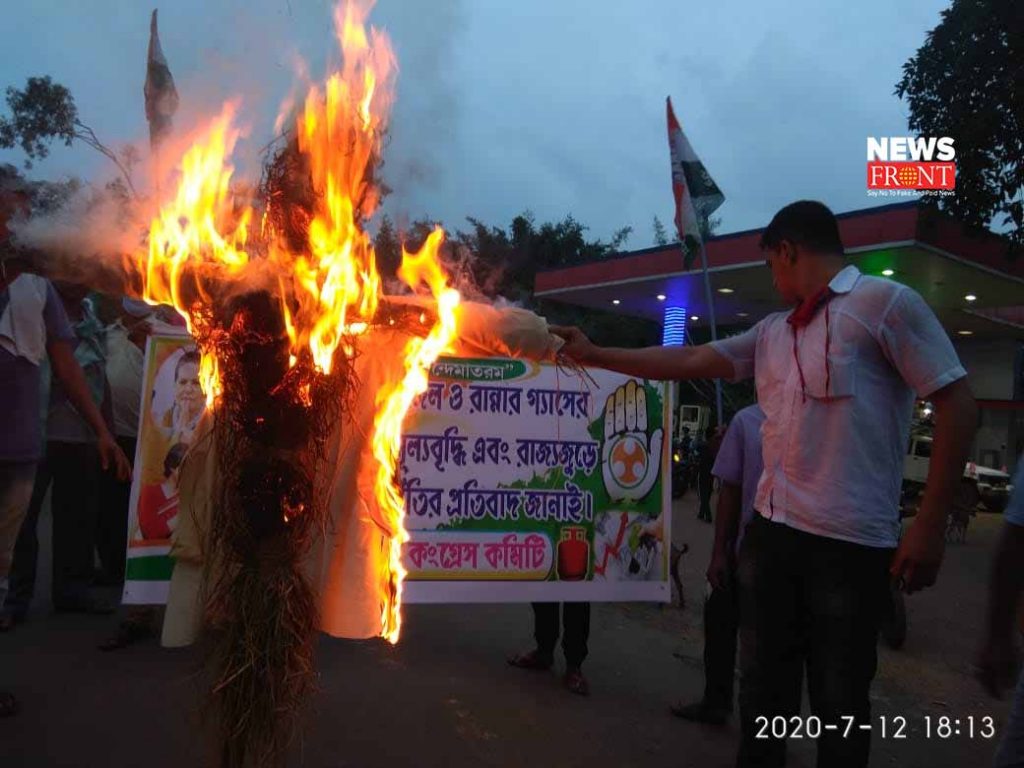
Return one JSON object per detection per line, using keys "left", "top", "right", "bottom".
{"left": 3, "top": 2, "right": 564, "bottom": 765}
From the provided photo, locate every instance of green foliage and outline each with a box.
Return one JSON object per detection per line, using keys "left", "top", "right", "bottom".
{"left": 375, "top": 209, "right": 660, "bottom": 346}
{"left": 609, "top": 225, "right": 633, "bottom": 251}
{"left": 0, "top": 76, "right": 77, "bottom": 164}
{"left": 700, "top": 215, "right": 721, "bottom": 240}
{"left": 896, "top": 0, "right": 1023, "bottom": 251}
{"left": 0, "top": 75, "right": 138, "bottom": 196}
{"left": 373, "top": 214, "right": 402, "bottom": 279}
{"left": 652, "top": 215, "right": 669, "bottom": 246}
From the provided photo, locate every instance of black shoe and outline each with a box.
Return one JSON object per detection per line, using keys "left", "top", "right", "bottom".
{"left": 670, "top": 700, "right": 731, "bottom": 725}
{"left": 507, "top": 649, "right": 554, "bottom": 671}
{"left": 564, "top": 666, "right": 590, "bottom": 696}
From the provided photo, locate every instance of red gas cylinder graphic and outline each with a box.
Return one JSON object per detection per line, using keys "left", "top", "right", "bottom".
{"left": 557, "top": 526, "right": 589, "bottom": 581}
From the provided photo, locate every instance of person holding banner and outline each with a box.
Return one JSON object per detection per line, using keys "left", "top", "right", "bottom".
{"left": 508, "top": 602, "right": 591, "bottom": 696}
{"left": 553, "top": 200, "right": 977, "bottom": 768}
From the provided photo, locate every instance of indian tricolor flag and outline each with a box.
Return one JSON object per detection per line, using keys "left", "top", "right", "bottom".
{"left": 666, "top": 97, "right": 724, "bottom": 268}
{"left": 123, "top": 540, "right": 174, "bottom": 604}
{"left": 144, "top": 9, "right": 179, "bottom": 151}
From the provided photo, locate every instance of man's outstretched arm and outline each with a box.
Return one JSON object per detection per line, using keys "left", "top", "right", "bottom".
{"left": 551, "top": 325, "right": 737, "bottom": 381}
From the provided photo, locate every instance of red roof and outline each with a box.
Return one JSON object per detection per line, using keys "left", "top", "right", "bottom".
{"left": 535, "top": 202, "right": 1022, "bottom": 293}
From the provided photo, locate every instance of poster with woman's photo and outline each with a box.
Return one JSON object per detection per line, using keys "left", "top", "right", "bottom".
{"left": 122, "top": 333, "right": 206, "bottom": 604}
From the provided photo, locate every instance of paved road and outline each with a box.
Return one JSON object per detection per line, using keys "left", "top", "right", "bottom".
{"left": 0, "top": 495, "right": 1011, "bottom": 767}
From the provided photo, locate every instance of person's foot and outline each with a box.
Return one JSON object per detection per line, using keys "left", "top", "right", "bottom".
{"left": 670, "top": 700, "right": 730, "bottom": 724}
{"left": 0, "top": 690, "right": 19, "bottom": 718}
{"left": 563, "top": 667, "right": 590, "bottom": 696}
{"left": 507, "top": 649, "right": 554, "bottom": 671}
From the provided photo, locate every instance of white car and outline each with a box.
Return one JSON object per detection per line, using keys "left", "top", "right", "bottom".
{"left": 903, "top": 435, "right": 1014, "bottom": 513}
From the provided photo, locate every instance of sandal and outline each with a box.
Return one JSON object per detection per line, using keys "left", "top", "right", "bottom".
{"left": 98, "top": 619, "right": 154, "bottom": 652}
{"left": 0, "top": 690, "right": 19, "bottom": 717}
{"left": 563, "top": 667, "right": 590, "bottom": 696}
{"left": 507, "top": 649, "right": 553, "bottom": 671}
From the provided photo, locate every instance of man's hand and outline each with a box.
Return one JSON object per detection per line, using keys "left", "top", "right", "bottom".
{"left": 890, "top": 515, "right": 945, "bottom": 593}
{"left": 977, "top": 631, "right": 1018, "bottom": 699}
{"left": 550, "top": 325, "right": 597, "bottom": 365}
{"left": 706, "top": 546, "right": 733, "bottom": 592}
{"left": 98, "top": 430, "right": 132, "bottom": 481}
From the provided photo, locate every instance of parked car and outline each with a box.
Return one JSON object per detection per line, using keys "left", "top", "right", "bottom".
{"left": 903, "top": 434, "right": 1013, "bottom": 513}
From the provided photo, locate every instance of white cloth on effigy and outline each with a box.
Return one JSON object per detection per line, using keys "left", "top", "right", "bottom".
{"left": 161, "top": 301, "right": 563, "bottom": 645}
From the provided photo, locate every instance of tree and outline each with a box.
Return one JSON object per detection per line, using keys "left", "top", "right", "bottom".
{"left": 371, "top": 209, "right": 657, "bottom": 344}
{"left": 652, "top": 215, "right": 669, "bottom": 246}
{"left": 699, "top": 215, "right": 721, "bottom": 241}
{"left": 373, "top": 214, "right": 402, "bottom": 279}
{"left": 896, "top": 0, "right": 1023, "bottom": 251}
{"left": 609, "top": 225, "right": 632, "bottom": 251}
{"left": 0, "top": 76, "right": 138, "bottom": 196}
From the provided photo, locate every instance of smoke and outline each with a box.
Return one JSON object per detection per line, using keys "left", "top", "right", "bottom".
{"left": 7, "top": 179, "right": 147, "bottom": 295}
{"left": 6, "top": 0, "right": 469, "bottom": 304}
{"left": 371, "top": 0, "right": 466, "bottom": 220}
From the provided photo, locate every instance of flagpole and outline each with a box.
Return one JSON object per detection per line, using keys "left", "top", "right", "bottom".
{"left": 665, "top": 96, "right": 725, "bottom": 426}
{"left": 697, "top": 238, "right": 724, "bottom": 425}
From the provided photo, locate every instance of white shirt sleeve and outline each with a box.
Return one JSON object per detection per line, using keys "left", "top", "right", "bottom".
{"left": 710, "top": 323, "right": 759, "bottom": 382}
{"left": 878, "top": 287, "right": 967, "bottom": 398}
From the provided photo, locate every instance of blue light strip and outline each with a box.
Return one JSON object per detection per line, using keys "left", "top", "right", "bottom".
{"left": 662, "top": 306, "right": 688, "bottom": 346}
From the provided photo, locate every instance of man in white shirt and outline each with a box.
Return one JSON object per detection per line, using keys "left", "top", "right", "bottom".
{"left": 553, "top": 201, "right": 977, "bottom": 768}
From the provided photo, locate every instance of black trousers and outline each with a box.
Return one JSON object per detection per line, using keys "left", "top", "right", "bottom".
{"left": 697, "top": 471, "right": 714, "bottom": 521}
{"left": 702, "top": 577, "right": 739, "bottom": 711}
{"left": 8, "top": 441, "right": 101, "bottom": 613}
{"left": 96, "top": 435, "right": 136, "bottom": 585}
{"left": 532, "top": 602, "right": 590, "bottom": 668}
{"left": 736, "top": 516, "right": 892, "bottom": 768}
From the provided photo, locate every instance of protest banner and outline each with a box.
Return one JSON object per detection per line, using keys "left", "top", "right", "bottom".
{"left": 400, "top": 357, "right": 672, "bottom": 603}
{"left": 122, "top": 332, "right": 205, "bottom": 604}
{"left": 121, "top": 350, "right": 671, "bottom": 605}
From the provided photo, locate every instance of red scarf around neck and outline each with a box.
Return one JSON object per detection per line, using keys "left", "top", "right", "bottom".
{"left": 786, "top": 285, "right": 836, "bottom": 400}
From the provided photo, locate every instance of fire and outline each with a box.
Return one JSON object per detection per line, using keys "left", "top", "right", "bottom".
{"left": 132, "top": 0, "right": 457, "bottom": 642}
{"left": 285, "top": 0, "right": 395, "bottom": 373}
{"left": 373, "top": 228, "right": 460, "bottom": 643}
{"left": 137, "top": 104, "right": 249, "bottom": 406}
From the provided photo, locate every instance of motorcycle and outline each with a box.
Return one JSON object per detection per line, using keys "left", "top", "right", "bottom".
{"left": 671, "top": 440, "right": 691, "bottom": 499}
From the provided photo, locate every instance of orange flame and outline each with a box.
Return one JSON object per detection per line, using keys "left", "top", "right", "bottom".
{"left": 132, "top": 0, "right": 457, "bottom": 643}
{"left": 283, "top": 0, "right": 395, "bottom": 372}
{"left": 136, "top": 104, "right": 249, "bottom": 406}
{"left": 372, "top": 228, "right": 460, "bottom": 643}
